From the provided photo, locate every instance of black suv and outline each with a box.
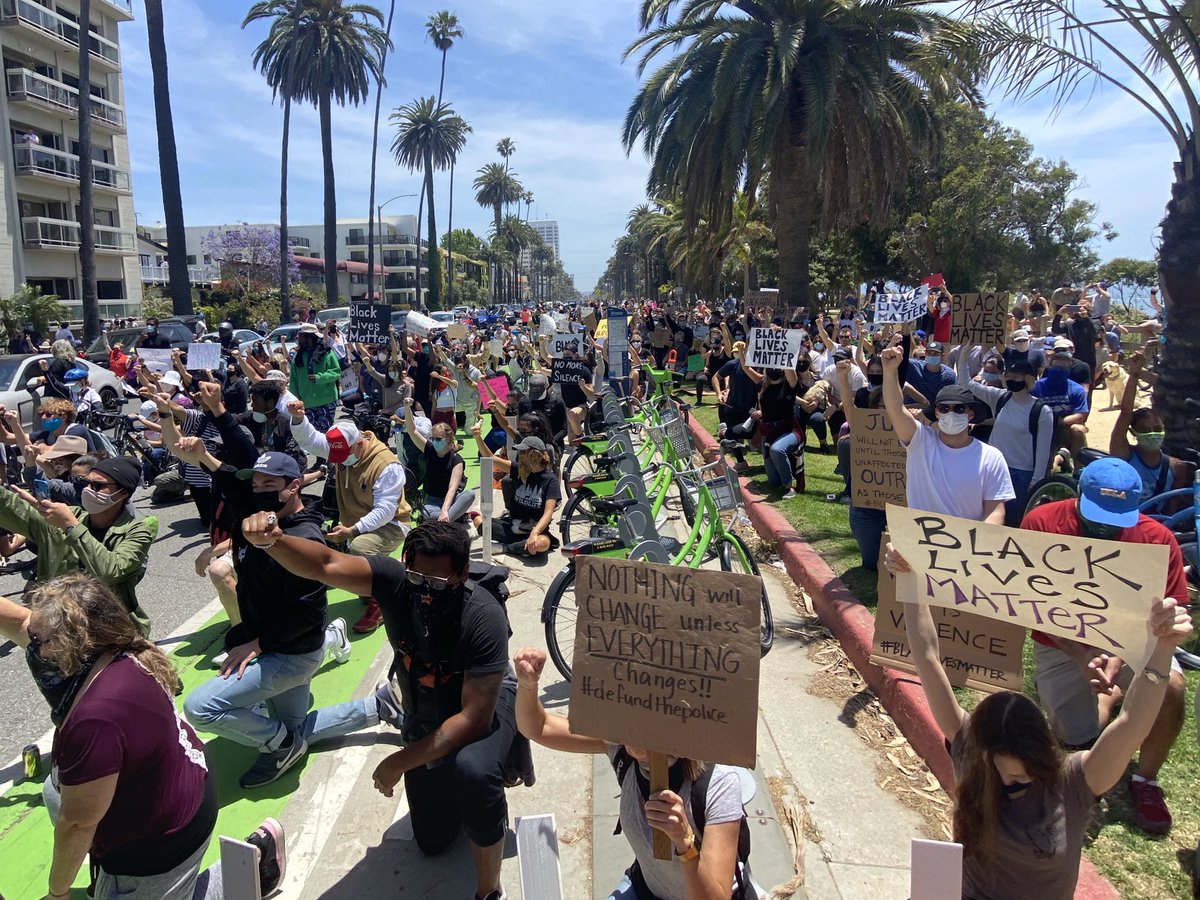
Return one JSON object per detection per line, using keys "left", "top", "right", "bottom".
{"left": 84, "top": 317, "right": 202, "bottom": 365}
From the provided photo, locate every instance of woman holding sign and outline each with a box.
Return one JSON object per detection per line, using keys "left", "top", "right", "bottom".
{"left": 883, "top": 541, "right": 1191, "bottom": 899}
{"left": 513, "top": 646, "right": 748, "bottom": 900}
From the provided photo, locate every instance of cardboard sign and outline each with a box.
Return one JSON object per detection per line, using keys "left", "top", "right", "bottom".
{"left": 349, "top": 302, "right": 390, "bottom": 344}
{"left": 746, "top": 328, "right": 804, "bottom": 370}
{"left": 139, "top": 348, "right": 172, "bottom": 375}
{"left": 477, "top": 375, "right": 510, "bottom": 407}
{"left": 569, "top": 556, "right": 762, "bottom": 767}
{"left": 186, "top": 342, "right": 221, "bottom": 372}
{"left": 405, "top": 310, "right": 436, "bottom": 337}
{"left": 447, "top": 323, "right": 468, "bottom": 340}
{"left": 550, "top": 358, "right": 590, "bottom": 385}
{"left": 872, "top": 535, "right": 1025, "bottom": 692}
{"left": 743, "top": 289, "right": 780, "bottom": 308}
{"left": 950, "top": 293, "right": 1009, "bottom": 346}
{"left": 548, "top": 332, "right": 583, "bottom": 358}
{"left": 887, "top": 504, "right": 1169, "bottom": 672}
{"left": 488, "top": 338, "right": 504, "bottom": 358}
{"left": 848, "top": 408, "right": 907, "bottom": 511}
{"left": 875, "top": 288, "right": 929, "bottom": 324}
{"left": 583, "top": 310, "right": 598, "bottom": 334}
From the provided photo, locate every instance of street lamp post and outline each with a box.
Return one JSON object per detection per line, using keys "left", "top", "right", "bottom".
{"left": 372, "top": 192, "right": 418, "bottom": 306}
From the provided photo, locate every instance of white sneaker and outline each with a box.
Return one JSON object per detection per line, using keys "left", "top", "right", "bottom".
{"left": 211, "top": 651, "right": 228, "bottom": 669}
{"left": 324, "top": 618, "right": 351, "bottom": 665}
{"left": 781, "top": 489, "right": 797, "bottom": 500}
{"left": 717, "top": 423, "right": 727, "bottom": 439}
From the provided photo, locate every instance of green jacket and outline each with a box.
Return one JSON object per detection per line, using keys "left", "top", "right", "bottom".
{"left": 0, "top": 490, "right": 156, "bottom": 636}
{"left": 288, "top": 346, "right": 342, "bottom": 408}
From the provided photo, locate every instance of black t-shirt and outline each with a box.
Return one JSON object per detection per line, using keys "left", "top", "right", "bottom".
{"left": 503, "top": 467, "right": 561, "bottom": 524}
{"left": 368, "top": 556, "right": 510, "bottom": 734}
{"left": 758, "top": 378, "right": 797, "bottom": 423}
{"left": 1068, "top": 358, "right": 1092, "bottom": 387}
{"left": 559, "top": 364, "right": 592, "bottom": 408}
{"left": 423, "top": 444, "right": 464, "bottom": 498}
{"left": 139, "top": 334, "right": 171, "bottom": 350}
{"left": 222, "top": 376, "right": 249, "bottom": 415}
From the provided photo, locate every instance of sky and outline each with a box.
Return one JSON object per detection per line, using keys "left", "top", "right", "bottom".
{"left": 119, "top": 0, "right": 1180, "bottom": 294}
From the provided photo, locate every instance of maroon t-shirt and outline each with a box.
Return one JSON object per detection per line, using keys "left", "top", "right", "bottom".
{"left": 53, "top": 656, "right": 209, "bottom": 862}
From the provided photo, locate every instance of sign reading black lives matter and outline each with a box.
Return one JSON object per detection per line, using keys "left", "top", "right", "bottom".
{"left": 887, "top": 504, "right": 1169, "bottom": 672}
{"left": 746, "top": 328, "right": 805, "bottom": 371}
{"left": 348, "top": 302, "right": 390, "bottom": 344}
{"left": 569, "top": 556, "right": 762, "bottom": 767}
{"left": 949, "top": 293, "right": 1009, "bottom": 346}
{"left": 550, "top": 357, "right": 590, "bottom": 385}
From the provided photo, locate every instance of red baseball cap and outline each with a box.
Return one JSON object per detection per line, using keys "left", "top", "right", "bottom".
{"left": 325, "top": 422, "right": 361, "bottom": 464}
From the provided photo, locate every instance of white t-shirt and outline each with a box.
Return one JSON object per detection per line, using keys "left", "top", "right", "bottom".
{"left": 903, "top": 421, "right": 1014, "bottom": 519}
{"left": 821, "top": 363, "right": 865, "bottom": 403}
{"left": 966, "top": 383, "right": 1055, "bottom": 477}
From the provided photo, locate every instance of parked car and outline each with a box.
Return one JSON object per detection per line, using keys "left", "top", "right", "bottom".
{"left": 0, "top": 355, "right": 126, "bottom": 432}
{"left": 430, "top": 311, "right": 455, "bottom": 326}
{"left": 316, "top": 307, "right": 350, "bottom": 326}
{"left": 265, "top": 324, "right": 301, "bottom": 355}
{"left": 83, "top": 318, "right": 197, "bottom": 365}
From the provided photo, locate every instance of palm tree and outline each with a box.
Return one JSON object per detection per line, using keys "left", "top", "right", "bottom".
{"left": 144, "top": 1, "right": 191, "bottom": 316}
{"left": 426, "top": 10, "right": 464, "bottom": 304}
{"left": 496, "top": 214, "right": 535, "bottom": 302}
{"left": 363, "top": 0, "right": 396, "bottom": 304}
{"left": 967, "top": 0, "right": 1199, "bottom": 446}
{"left": 391, "top": 97, "right": 471, "bottom": 310}
{"left": 77, "top": 0, "right": 98, "bottom": 341}
{"left": 473, "top": 162, "right": 523, "bottom": 301}
{"left": 522, "top": 189, "right": 534, "bottom": 222}
{"left": 245, "top": 0, "right": 390, "bottom": 308}
{"left": 623, "top": 0, "right": 980, "bottom": 309}
{"left": 496, "top": 136, "right": 515, "bottom": 171}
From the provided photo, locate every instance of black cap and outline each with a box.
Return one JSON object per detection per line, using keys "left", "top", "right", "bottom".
{"left": 1005, "top": 359, "right": 1034, "bottom": 376}
{"left": 926, "top": 341, "right": 945, "bottom": 354}
{"left": 237, "top": 451, "right": 302, "bottom": 482}
{"left": 935, "top": 385, "right": 974, "bottom": 406}
{"left": 92, "top": 456, "right": 141, "bottom": 495}
{"left": 832, "top": 348, "right": 852, "bottom": 361}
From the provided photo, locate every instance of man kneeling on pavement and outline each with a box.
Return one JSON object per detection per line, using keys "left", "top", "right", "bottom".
{"left": 239, "top": 516, "right": 526, "bottom": 900}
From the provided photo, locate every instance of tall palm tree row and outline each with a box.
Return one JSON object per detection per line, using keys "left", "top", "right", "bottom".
{"left": 244, "top": 0, "right": 390, "bottom": 308}
{"left": 622, "top": 0, "right": 981, "bottom": 309}
{"left": 426, "top": 10, "right": 464, "bottom": 306}
{"left": 392, "top": 97, "right": 471, "bottom": 310}
{"left": 365, "top": 0, "right": 397, "bottom": 304}
{"left": 144, "top": 0, "right": 192, "bottom": 316}
{"left": 473, "top": 161, "right": 523, "bottom": 301}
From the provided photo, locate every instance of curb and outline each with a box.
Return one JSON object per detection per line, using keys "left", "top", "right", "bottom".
{"left": 685, "top": 414, "right": 1120, "bottom": 900}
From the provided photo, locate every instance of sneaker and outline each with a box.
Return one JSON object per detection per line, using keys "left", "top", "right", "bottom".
{"left": 353, "top": 598, "right": 383, "bottom": 633}
{"left": 324, "top": 618, "right": 351, "bottom": 665}
{"left": 240, "top": 730, "right": 308, "bottom": 789}
{"left": 375, "top": 680, "right": 405, "bottom": 730}
{"left": 211, "top": 650, "right": 229, "bottom": 670}
{"left": 717, "top": 423, "right": 727, "bottom": 439}
{"left": 1128, "top": 777, "right": 1172, "bottom": 834}
{"left": 719, "top": 438, "right": 740, "bottom": 452}
{"left": 781, "top": 489, "right": 797, "bottom": 500}
{"left": 246, "top": 817, "right": 286, "bottom": 896}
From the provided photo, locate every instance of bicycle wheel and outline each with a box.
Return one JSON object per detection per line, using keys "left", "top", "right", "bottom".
{"left": 544, "top": 567, "right": 579, "bottom": 681}
{"left": 1023, "top": 474, "right": 1079, "bottom": 519}
{"left": 717, "top": 533, "right": 774, "bottom": 657}
{"left": 561, "top": 446, "right": 595, "bottom": 499}
{"left": 559, "top": 490, "right": 619, "bottom": 545}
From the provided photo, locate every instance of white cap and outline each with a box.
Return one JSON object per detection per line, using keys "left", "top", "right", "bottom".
{"left": 138, "top": 400, "right": 157, "bottom": 418}
{"left": 159, "top": 370, "right": 183, "bottom": 389}
{"left": 1011, "top": 328, "right": 1030, "bottom": 342}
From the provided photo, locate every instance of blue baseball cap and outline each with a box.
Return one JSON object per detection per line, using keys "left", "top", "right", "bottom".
{"left": 1078, "top": 457, "right": 1142, "bottom": 528}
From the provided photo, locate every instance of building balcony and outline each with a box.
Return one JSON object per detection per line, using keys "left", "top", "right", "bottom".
{"left": 97, "top": 0, "right": 134, "bottom": 23}
{"left": 140, "top": 263, "right": 218, "bottom": 286}
{"left": 6, "top": 68, "right": 125, "bottom": 131}
{"left": 22, "top": 216, "right": 134, "bottom": 253}
{"left": 0, "top": 0, "right": 121, "bottom": 71}
{"left": 13, "top": 142, "right": 130, "bottom": 193}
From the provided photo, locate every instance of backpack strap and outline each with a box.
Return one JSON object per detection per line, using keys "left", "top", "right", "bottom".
{"left": 1028, "top": 399, "right": 1046, "bottom": 472}
{"left": 610, "top": 747, "right": 634, "bottom": 837}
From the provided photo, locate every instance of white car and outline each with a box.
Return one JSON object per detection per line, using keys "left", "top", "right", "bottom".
{"left": 0, "top": 354, "right": 126, "bottom": 432}
{"left": 430, "top": 311, "right": 456, "bottom": 326}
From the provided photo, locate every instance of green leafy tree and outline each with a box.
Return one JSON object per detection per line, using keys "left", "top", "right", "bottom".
{"left": 441, "top": 228, "right": 486, "bottom": 259}
{"left": 391, "top": 97, "right": 472, "bottom": 310}
{"left": 1098, "top": 257, "right": 1159, "bottom": 316}
{"left": 0, "top": 286, "right": 66, "bottom": 344}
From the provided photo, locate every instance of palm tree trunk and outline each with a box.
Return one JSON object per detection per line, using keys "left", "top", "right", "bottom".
{"left": 492, "top": 203, "right": 502, "bottom": 303}
{"left": 446, "top": 161, "right": 455, "bottom": 306}
{"left": 366, "top": 0, "right": 397, "bottom": 305}
{"left": 279, "top": 97, "right": 292, "bottom": 323}
{"left": 773, "top": 133, "right": 815, "bottom": 313}
{"left": 77, "top": 0, "right": 98, "bottom": 341}
{"left": 144, "top": 0, "right": 190, "bottom": 316}
{"left": 415, "top": 182, "right": 425, "bottom": 309}
{"left": 318, "top": 91, "right": 338, "bottom": 308}
{"left": 424, "top": 151, "right": 441, "bottom": 310}
{"left": 437, "top": 50, "right": 447, "bottom": 106}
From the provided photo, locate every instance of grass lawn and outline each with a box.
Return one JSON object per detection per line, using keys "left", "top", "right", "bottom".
{"left": 687, "top": 398, "right": 1200, "bottom": 899}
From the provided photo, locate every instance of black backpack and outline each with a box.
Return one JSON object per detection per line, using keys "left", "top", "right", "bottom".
{"left": 609, "top": 746, "right": 753, "bottom": 899}
{"left": 995, "top": 392, "right": 1048, "bottom": 474}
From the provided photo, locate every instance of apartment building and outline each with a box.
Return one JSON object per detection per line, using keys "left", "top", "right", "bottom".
{"left": 0, "top": 0, "right": 142, "bottom": 319}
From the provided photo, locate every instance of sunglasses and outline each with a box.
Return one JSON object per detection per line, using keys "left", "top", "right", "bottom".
{"left": 404, "top": 569, "right": 454, "bottom": 591}
{"left": 936, "top": 404, "right": 969, "bottom": 416}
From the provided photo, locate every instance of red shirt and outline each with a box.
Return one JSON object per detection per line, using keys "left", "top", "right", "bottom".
{"left": 1021, "top": 500, "right": 1188, "bottom": 649}
{"left": 108, "top": 347, "right": 129, "bottom": 378}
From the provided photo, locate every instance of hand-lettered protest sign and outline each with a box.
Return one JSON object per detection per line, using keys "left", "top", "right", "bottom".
{"left": 569, "top": 556, "right": 762, "bottom": 767}
{"left": 349, "top": 302, "right": 390, "bottom": 344}
{"left": 583, "top": 310, "right": 599, "bottom": 334}
{"left": 488, "top": 338, "right": 505, "bottom": 358}
{"left": 186, "top": 342, "right": 221, "bottom": 372}
{"left": 477, "top": 375, "right": 510, "bottom": 408}
{"left": 550, "top": 358, "right": 590, "bottom": 385}
{"left": 138, "top": 348, "right": 172, "bottom": 375}
{"left": 686, "top": 354, "right": 705, "bottom": 373}
{"left": 875, "top": 287, "right": 929, "bottom": 325}
{"left": 338, "top": 367, "right": 358, "bottom": 397}
{"left": 950, "top": 293, "right": 1009, "bottom": 346}
{"left": 871, "top": 535, "right": 1024, "bottom": 692}
{"left": 446, "top": 323, "right": 468, "bottom": 341}
{"left": 848, "top": 408, "right": 907, "bottom": 510}
{"left": 746, "top": 328, "right": 804, "bottom": 370}
{"left": 548, "top": 332, "right": 583, "bottom": 358}
{"left": 887, "top": 504, "right": 1168, "bottom": 672}
{"left": 405, "top": 310, "right": 436, "bottom": 338}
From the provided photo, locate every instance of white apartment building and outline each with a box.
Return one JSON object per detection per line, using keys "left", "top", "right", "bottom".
{"left": 149, "top": 215, "right": 430, "bottom": 309}
{"left": 0, "top": 0, "right": 142, "bottom": 319}
{"left": 529, "top": 219, "right": 560, "bottom": 260}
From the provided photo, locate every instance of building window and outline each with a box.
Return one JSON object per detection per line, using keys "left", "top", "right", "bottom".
{"left": 350, "top": 251, "right": 366, "bottom": 262}
{"left": 186, "top": 255, "right": 196, "bottom": 266}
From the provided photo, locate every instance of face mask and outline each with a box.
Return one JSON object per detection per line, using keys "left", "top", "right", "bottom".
{"left": 813, "top": 342, "right": 825, "bottom": 353}
{"left": 431, "top": 438, "right": 448, "bottom": 454}
{"left": 937, "top": 411, "right": 969, "bottom": 435}
{"left": 1004, "top": 379, "right": 1028, "bottom": 394}
{"left": 981, "top": 372, "right": 1002, "bottom": 384}
{"left": 343, "top": 452, "right": 360, "bottom": 467}
{"left": 867, "top": 374, "right": 884, "bottom": 387}
{"left": 1134, "top": 430, "right": 1166, "bottom": 451}
{"left": 252, "top": 410, "right": 269, "bottom": 423}
{"left": 250, "top": 489, "right": 287, "bottom": 513}
{"left": 1001, "top": 780, "right": 1032, "bottom": 796}
{"left": 1079, "top": 514, "right": 1121, "bottom": 541}
{"left": 413, "top": 580, "right": 467, "bottom": 646}
{"left": 926, "top": 355, "right": 942, "bottom": 368}
{"left": 26, "top": 642, "right": 98, "bottom": 726}
{"left": 42, "top": 417, "right": 62, "bottom": 433}
{"left": 81, "top": 487, "right": 123, "bottom": 515}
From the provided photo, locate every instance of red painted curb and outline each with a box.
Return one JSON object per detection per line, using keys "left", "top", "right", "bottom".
{"left": 685, "top": 414, "right": 1119, "bottom": 900}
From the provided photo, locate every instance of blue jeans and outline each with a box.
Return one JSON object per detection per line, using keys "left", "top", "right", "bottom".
{"left": 764, "top": 431, "right": 801, "bottom": 489}
{"left": 184, "top": 647, "right": 327, "bottom": 751}
{"left": 849, "top": 505, "right": 887, "bottom": 570}
{"left": 1006, "top": 467, "right": 1034, "bottom": 526}
{"left": 422, "top": 488, "right": 477, "bottom": 522}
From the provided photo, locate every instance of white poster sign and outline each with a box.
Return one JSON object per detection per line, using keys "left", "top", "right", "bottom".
{"left": 139, "top": 348, "right": 172, "bottom": 375}
{"left": 186, "top": 342, "right": 221, "bottom": 372}
{"left": 548, "top": 332, "right": 583, "bottom": 358}
{"left": 875, "top": 286, "right": 929, "bottom": 324}
{"left": 746, "top": 328, "right": 804, "bottom": 370}
{"left": 405, "top": 311, "right": 436, "bottom": 337}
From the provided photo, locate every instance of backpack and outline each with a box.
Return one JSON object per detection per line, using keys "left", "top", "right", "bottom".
{"left": 609, "top": 746, "right": 753, "bottom": 900}
{"left": 995, "top": 392, "right": 1048, "bottom": 474}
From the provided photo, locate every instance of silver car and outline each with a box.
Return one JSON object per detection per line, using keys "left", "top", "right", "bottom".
{"left": 0, "top": 354, "right": 127, "bottom": 432}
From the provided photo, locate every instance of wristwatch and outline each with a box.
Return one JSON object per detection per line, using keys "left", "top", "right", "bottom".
{"left": 674, "top": 831, "right": 700, "bottom": 862}
{"left": 1142, "top": 666, "right": 1169, "bottom": 684}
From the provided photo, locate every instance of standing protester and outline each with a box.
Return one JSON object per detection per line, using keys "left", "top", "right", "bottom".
{"left": 136, "top": 318, "right": 171, "bottom": 350}
{"left": 288, "top": 323, "right": 341, "bottom": 432}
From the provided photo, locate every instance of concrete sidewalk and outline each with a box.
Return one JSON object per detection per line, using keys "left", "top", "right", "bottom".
{"left": 264, "top": 537, "right": 926, "bottom": 899}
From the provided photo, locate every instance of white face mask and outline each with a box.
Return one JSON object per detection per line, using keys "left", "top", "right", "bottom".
{"left": 343, "top": 452, "right": 360, "bottom": 468}
{"left": 938, "top": 412, "right": 970, "bottom": 436}
{"left": 252, "top": 411, "right": 269, "bottom": 424}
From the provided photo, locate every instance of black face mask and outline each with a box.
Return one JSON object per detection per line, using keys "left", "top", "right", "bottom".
{"left": 250, "top": 489, "right": 287, "bottom": 513}
{"left": 868, "top": 374, "right": 884, "bottom": 387}
{"left": 411, "top": 580, "right": 467, "bottom": 655}
{"left": 1004, "top": 379, "right": 1027, "bottom": 393}
{"left": 1001, "top": 780, "right": 1032, "bottom": 796}
{"left": 27, "top": 641, "right": 98, "bottom": 726}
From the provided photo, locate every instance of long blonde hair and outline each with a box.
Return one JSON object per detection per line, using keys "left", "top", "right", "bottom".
{"left": 28, "top": 574, "right": 178, "bottom": 695}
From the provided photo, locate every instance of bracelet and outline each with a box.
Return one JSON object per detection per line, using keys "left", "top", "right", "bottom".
{"left": 257, "top": 539, "right": 278, "bottom": 550}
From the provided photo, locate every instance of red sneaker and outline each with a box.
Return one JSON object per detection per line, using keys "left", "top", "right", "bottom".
{"left": 353, "top": 598, "right": 383, "bottom": 634}
{"left": 1128, "top": 778, "right": 1172, "bottom": 834}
